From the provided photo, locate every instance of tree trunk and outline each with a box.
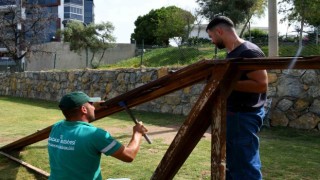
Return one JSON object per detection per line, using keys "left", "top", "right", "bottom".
{"left": 86, "top": 48, "right": 89, "bottom": 67}
{"left": 239, "top": 16, "right": 251, "bottom": 38}
{"left": 98, "top": 49, "right": 106, "bottom": 64}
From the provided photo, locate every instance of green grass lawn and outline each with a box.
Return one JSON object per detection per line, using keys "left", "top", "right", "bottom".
{"left": 99, "top": 45, "right": 227, "bottom": 69}
{"left": 98, "top": 44, "right": 319, "bottom": 69}
{"left": 0, "top": 96, "right": 320, "bottom": 179}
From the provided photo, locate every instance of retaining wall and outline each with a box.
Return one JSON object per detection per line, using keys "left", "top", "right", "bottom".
{"left": 0, "top": 68, "right": 319, "bottom": 131}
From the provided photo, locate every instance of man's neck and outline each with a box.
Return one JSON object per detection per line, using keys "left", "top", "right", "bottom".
{"left": 226, "top": 37, "right": 245, "bottom": 53}
{"left": 66, "top": 117, "right": 89, "bottom": 123}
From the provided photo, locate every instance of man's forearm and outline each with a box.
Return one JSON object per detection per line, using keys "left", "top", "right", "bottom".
{"left": 234, "top": 80, "right": 267, "bottom": 93}
{"left": 125, "top": 132, "right": 143, "bottom": 159}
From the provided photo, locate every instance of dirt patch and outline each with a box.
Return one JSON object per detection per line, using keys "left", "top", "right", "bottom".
{"left": 104, "top": 124, "right": 211, "bottom": 144}
{"left": 0, "top": 137, "right": 23, "bottom": 147}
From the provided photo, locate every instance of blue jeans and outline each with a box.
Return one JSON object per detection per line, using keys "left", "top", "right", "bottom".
{"left": 226, "top": 107, "right": 264, "bottom": 180}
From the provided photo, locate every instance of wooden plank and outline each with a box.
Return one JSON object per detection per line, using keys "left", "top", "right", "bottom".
{"left": 2, "top": 56, "right": 320, "bottom": 154}
{"left": 0, "top": 126, "right": 52, "bottom": 152}
{"left": 0, "top": 60, "right": 220, "bottom": 152}
{"left": 211, "top": 89, "right": 227, "bottom": 180}
{"left": 95, "top": 65, "right": 216, "bottom": 119}
{"left": 0, "top": 56, "right": 319, "bottom": 179}
{"left": 233, "top": 56, "right": 320, "bottom": 70}
{"left": 0, "top": 151, "right": 50, "bottom": 178}
{"left": 209, "top": 66, "right": 241, "bottom": 180}
{"left": 151, "top": 64, "right": 233, "bottom": 179}
{"left": 98, "top": 60, "right": 219, "bottom": 108}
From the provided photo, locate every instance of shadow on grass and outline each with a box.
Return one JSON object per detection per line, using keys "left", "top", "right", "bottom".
{"left": 260, "top": 126, "right": 320, "bottom": 142}
{"left": 109, "top": 110, "right": 186, "bottom": 127}
{"left": 0, "top": 96, "right": 58, "bottom": 110}
{"left": 0, "top": 150, "right": 47, "bottom": 180}
{"left": 0, "top": 153, "right": 19, "bottom": 180}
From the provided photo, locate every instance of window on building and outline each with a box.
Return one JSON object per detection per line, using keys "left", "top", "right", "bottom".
{"left": 45, "top": 7, "right": 58, "bottom": 14}
{"left": 70, "top": 14, "right": 83, "bottom": 21}
{"left": 64, "top": 0, "right": 83, "bottom": 5}
{"left": 28, "top": 0, "right": 60, "bottom": 6}
{"left": 64, "top": 6, "right": 70, "bottom": 12}
{"left": 0, "top": 1, "right": 15, "bottom": 6}
{"left": 64, "top": 13, "right": 70, "bottom": 19}
{"left": 64, "top": 4, "right": 83, "bottom": 22}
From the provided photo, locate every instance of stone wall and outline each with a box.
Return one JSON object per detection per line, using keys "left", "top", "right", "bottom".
{"left": 0, "top": 69, "right": 319, "bottom": 131}
{"left": 0, "top": 68, "right": 204, "bottom": 117}
{"left": 268, "top": 69, "right": 320, "bottom": 130}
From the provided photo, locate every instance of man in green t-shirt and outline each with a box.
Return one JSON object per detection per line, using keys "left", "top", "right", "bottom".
{"left": 48, "top": 91, "right": 148, "bottom": 180}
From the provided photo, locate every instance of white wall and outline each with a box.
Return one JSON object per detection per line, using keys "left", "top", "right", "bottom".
{"left": 26, "top": 42, "right": 136, "bottom": 71}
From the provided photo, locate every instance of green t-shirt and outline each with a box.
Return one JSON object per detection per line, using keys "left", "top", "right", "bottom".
{"left": 48, "top": 120, "right": 122, "bottom": 180}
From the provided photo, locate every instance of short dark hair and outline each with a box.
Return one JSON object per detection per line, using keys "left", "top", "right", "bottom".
{"left": 62, "top": 108, "right": 81, "bottom": 120}
{"left": 206, "top": 16, "right": 234, "bottom": 31}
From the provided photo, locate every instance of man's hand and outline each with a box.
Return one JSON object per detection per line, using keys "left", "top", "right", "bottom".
{"left": 133, "top": 121, "right": 148, "bottom": 135}
{"left": 111, "top": 121, "right": 149, "bottom": 162}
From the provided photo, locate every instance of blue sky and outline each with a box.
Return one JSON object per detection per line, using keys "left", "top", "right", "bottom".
{"left": 94, "top": 0, "right": 289, "bottom": 43}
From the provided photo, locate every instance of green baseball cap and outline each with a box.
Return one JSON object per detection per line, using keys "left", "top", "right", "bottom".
{"left": 59, "top": 91, "right": 100, "bottom": 110}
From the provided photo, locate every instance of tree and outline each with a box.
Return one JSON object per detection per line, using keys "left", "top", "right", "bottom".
{"left": 193, "top": 8, "right": 205, "bottom": 40}
{"left": 244, "top": 28, "right": 268, "bottom": 44}
{"left": 280, "top": 0, "right": 320, "bottom": 27}
{"left": 279, "top": 0, "right": 320, "bottom": 48}
{"left": 131, "top": 6, "right": 195, "bottom": 46}
{"left": 0, "top": 0, "right": 57, "bottom": 71}
{"left": 58, "top": 21, "right": 115, "bottom": 68}
{"left": 196, "top": 0, "right": 266, "bottom": 37}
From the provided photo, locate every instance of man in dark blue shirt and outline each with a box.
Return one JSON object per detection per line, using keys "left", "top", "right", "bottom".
{"left": 206, "top": 16, "right": 268, "bottom": 180}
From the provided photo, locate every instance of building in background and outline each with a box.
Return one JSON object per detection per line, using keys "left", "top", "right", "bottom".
{"left": 84, "top": 0, "right": 94, "bottom": 25}
{"left": 0, "top": 0, "right": 95, "bottom": 42}
{"left": 0, "top": 0, "right": 19, "bottom": 71}
{"left": 0, "top": 0, "right": 95, "bottom": 71}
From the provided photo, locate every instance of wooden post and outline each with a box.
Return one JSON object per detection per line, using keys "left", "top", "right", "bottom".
{"left": 211, "top": 89, "right": 227, "bottom": 180}
{"left": 152, "top": 65, "right": 231, "bottom": 179}
{"left": 2, "top": 56, "right": 320, "bottom": 179}
{"left": 3, "top": 57, "right": 320, "bottom": 152}
{"left": 210, "top": 65, "right": 240, "bottom": 180}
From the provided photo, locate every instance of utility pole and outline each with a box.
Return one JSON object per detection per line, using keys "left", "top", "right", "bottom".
{"left": 268, "top": 0, "right": 279, "bottom": 57}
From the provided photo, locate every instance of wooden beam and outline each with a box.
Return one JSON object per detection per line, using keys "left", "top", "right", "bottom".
{"left": 151, "top": 64, "right": 234, "bottom": 179}
{"left": 0, "top": 126, "right": 52, "bottom": 152}
{"left": 232, "top": 56, "right": 320, "bottom": 70}
{"left": 211, "top": 89, "right": 227, "bottom": 180}
{"left": 0, "top": 60, "right": 222, "bottom": 152}
{"left": 2, "top": 56, "right": 320, "bottom": 152}
{"left": 0, "top": 151, "right": 50, "bottom": 178}
{"left": 95, "top": 61, "right": 217, "bottom": 119}
{"left": 209, "top": 65, "right": 240, "bottom": 180}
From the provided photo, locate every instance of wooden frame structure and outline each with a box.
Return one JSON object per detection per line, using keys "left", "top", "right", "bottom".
{"left": 1, "top": 56, "right": 320, "bottom": 179}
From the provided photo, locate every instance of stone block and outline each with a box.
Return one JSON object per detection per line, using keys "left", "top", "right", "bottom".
{"left": 289, "top": 113, "right": 320, "bottom": 130}
{"left": 277, "top": 99, "right": 293, "bottom": 111}
{"left": 294, "top": 99, "right": 310, "bottom": 111}
{"left": 268, "top": 73, "right": 278, "bottom": 84}
{"left": 270, "top": 110, "right": 289, "bottom": 127}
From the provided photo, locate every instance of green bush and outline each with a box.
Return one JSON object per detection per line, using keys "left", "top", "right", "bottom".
{"left": 244, "top": 28, "right": 268, "bottom": 44}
